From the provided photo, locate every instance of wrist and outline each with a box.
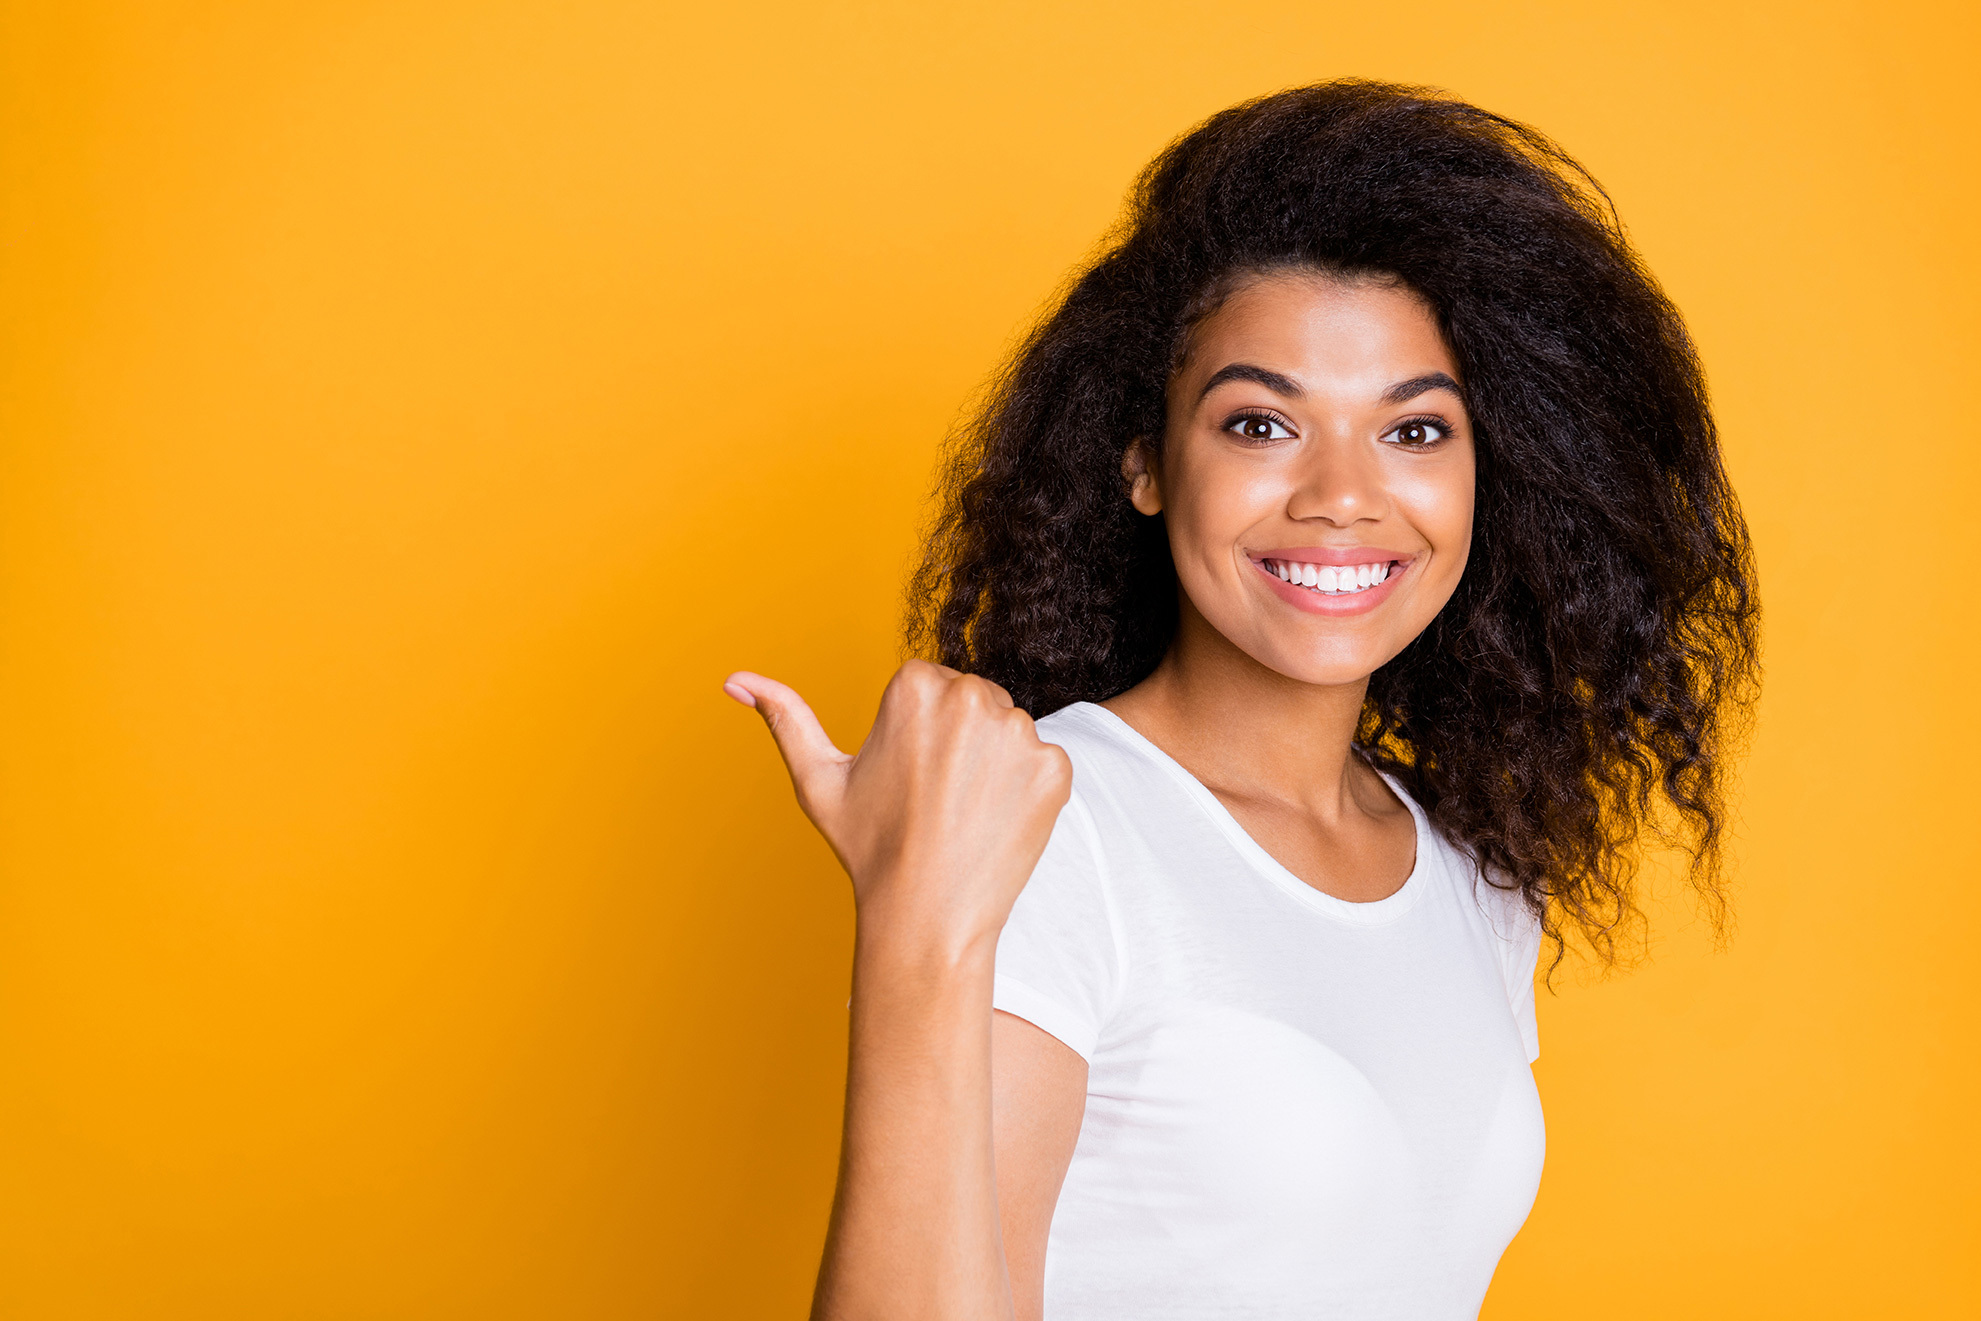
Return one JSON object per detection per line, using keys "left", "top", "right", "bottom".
{"left": 852, "top": 895, "right": 1002, "bottom": 987}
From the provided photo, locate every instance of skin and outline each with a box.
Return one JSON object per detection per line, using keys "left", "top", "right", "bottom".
{"left": 1109, "top": 269, "right": 1476, "bottom": 902}
{"left": 724, "top": 269, "right": 1477, "bottom": 1321}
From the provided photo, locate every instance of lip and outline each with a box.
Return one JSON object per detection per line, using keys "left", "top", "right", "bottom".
{"left": 1247, "top": 548, "right": 1419, "bottom": 617}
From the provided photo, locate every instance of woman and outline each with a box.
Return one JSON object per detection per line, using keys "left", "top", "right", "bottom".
{"left": 725, "top": 80, "right": 1757, "bottom": 1321}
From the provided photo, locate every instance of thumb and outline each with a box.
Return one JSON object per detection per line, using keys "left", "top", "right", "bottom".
{"left": 722, "top": 671, "right": 852, "bottom": 812}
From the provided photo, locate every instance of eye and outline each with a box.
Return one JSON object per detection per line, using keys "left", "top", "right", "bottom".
{"left": 1383, "top": 417, "right": 1451, "bottom": 447}
{"left": 1227, "top": 412, "right": 1294, "bottom": 442}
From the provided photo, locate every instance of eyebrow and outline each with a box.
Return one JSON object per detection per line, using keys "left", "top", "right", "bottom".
{"left": 1197, "top": 363, "right": 1304, "bottom": 402}
{"left": 1380, "top": 372, "right": 1464, "bottom": 406}
{"left": 1196, "top": 364, "right": 1464, "bottom": 407}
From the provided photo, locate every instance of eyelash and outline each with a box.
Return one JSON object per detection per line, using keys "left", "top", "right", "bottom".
{"left": 1222, "top": 410, "right": 1456, "bottom": 446}
{"left": 1224, "top": 409, "right": 1295, "bottom": 442}
{"left": 1384, "top": 414, "right": 1453, "bottom": 447}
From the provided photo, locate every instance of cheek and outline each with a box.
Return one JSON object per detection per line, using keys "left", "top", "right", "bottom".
{"left": 1164, "top": 450, "right": 1282, "bottom": 546}
{"left": 1393, "top": 453, "right": 1476, "bottom": 566}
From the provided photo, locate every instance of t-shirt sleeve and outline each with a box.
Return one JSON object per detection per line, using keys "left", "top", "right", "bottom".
{"left": 992, "top": 791, "right": 1122, "bottom": 1063}
{"left": 1493, "top": 882, "right": 1544, "bottom": 1064}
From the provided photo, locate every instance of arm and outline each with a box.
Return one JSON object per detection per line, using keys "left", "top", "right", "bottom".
{"left": 724, "top": 662, "right": 1073, "bottom": 1321}
{"left": 812, "top": 925, "right": 1006, "bottom": 1319}
{"left": 991, "top": 1011, "right": 1088, "bottom": 1321}
{"left": 814, "top": 985, "right": 1087, "bottom": 1321}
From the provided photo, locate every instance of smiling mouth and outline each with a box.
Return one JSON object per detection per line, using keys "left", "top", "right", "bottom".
{"left": 1259, "top": 557, "right": 1405, "bottom": 596}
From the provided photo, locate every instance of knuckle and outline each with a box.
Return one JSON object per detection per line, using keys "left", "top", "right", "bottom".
{"left": 1042, "top": 747, "right": 1073, "bottom": 791}
{"left": 894, "top": 659, "right": 938, "bottom": 692}
{"left": 955, "top": 678, "right": 997, "bottom": 715}
{"left": 884, "top": 663, "right": 942, "bottom": 713}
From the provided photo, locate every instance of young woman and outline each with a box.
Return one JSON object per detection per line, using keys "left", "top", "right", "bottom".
{"left": 724, "top": 81, "right": 1758, "bottom": 1321}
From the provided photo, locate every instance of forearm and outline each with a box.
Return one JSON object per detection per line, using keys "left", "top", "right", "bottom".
{"left": 724, "top": 662, "right": 1066, "bottom": 1318}
{"left": 811, "top": 920, "right": 1013, "bottom": 1321}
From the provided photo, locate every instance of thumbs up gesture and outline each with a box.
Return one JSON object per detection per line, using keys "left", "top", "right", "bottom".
{"left": 723, "top": 661, "right": 1073, "bottom": 953}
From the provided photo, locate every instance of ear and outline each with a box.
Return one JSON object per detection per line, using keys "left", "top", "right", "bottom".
{"left": 1121, "top": 438, "right": 1163, "bottom": 516}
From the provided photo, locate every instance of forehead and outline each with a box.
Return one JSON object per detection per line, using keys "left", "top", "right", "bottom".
{"left": 1177, "top": 272, "right": 1456, "bottom": 396}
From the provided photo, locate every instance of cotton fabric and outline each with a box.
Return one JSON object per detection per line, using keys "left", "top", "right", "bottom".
{"left": 994, "top": 702, "right": 1545, "bottom": 1320}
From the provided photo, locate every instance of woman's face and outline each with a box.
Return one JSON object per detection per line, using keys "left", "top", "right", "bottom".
{"left": 1131, "top": 271, "right": 1476, "bottom": 688}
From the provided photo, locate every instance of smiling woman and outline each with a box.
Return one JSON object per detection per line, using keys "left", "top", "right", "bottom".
{"left": 1127, "top": 275, "right": 1476, "bottom": 670}
{"left": 725, "top": 79, "right": 1758, "bottom": 1321}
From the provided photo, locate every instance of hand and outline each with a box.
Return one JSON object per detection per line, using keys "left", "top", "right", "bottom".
{"left": 723, "top": 661, "right": 1072, "bottom": 957}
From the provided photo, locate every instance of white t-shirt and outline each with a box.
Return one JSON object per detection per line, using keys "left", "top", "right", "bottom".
{"left": 994, "top": 702, "right": 1545, "bottom": 1320}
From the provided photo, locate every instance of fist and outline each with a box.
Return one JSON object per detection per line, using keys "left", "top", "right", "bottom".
{"left": 724, "top": 661, "right": 1073, "bottom": 951}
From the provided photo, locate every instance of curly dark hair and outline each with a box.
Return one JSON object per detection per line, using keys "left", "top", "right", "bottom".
{"left": 907, "top": 80, "right": 1759, "bottom": 963}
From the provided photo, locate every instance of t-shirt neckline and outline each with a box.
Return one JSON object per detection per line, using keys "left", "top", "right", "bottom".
{"left": 1058, "top": 701, "right": 1433, "bottom": 926}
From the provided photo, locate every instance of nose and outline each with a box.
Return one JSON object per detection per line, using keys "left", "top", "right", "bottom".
{"left": 1285, "top": 429, "right": 1386, "bottom": 527}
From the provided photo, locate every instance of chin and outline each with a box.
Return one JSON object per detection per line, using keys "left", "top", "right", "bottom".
{"left": 1249, "top": 642, "right": 1391, "bottom": 690}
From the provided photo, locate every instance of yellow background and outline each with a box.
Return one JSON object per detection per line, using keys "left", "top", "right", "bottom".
{"left": 3, "top": 1, "right": 1976, "bottom": 1315}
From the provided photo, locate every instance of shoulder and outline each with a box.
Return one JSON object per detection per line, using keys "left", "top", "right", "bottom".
{"left": 1034, "top": 701, "right": 1131, "bottom": 763}
{"left": 1439, "top": 835, "right": 1544, "bottom": 997}
{"left": 1476, "top": 866, "right": 1544, "bottom": 957}
{"left": 1033, "top": 702, "right": 1174, "bottom": 805}
{"left": 1398, "top": 789, "right": 1542, "bottom": 958}
{"left": 1460, "top": 855, "right": 1545, "bottom": 1063}
{"left": 1006, "top": 704, "right": 1161, "bottom": 948}
{"left": 1382, "top": 774, "right": 1533, "bottom": 939}
{"left": 1414, "top": 819, "right": 1546, "bottom": 1060}
{"left": 999, "top": 709, "right": 1134, "bottom": 1055}
{"left": 1461, "top": 851, "right": 1541, "bottom": 944}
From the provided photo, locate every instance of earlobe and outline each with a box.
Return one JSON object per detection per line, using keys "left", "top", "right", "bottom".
{"left": 1121, "top": 439, "right": 1164, "bottom": 516}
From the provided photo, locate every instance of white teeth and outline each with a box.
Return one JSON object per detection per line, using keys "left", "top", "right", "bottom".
{"left": 1265, "top": 559, "right": 1396, "bottom": 594}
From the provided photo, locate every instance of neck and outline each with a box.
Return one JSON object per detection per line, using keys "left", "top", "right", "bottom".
{"left": 1102, "top": 596, "right": 1373, "bottom": 820}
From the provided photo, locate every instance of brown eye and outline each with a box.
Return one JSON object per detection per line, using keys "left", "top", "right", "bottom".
{"left": 1227, "top": 415, "right": 1293, "bottom": 441}
{"left": 1386, "top": 420, "right": 1448, "bottom": 446}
